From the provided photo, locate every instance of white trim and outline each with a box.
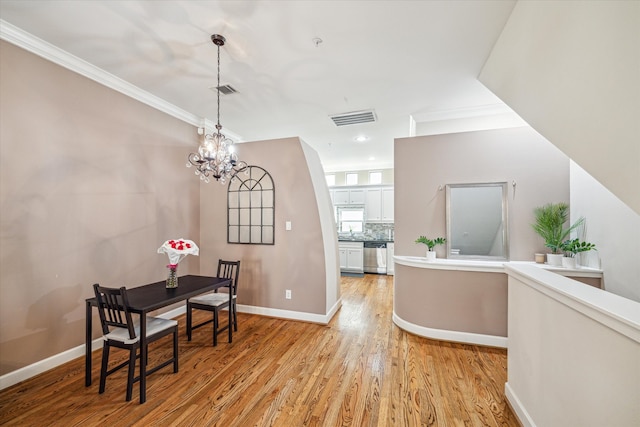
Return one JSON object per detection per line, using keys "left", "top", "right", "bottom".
{"left": 237, "top": 300, "right": 341, "bottom": 325}
{"left": 392, "top": 311, "right": 507, "bottom": 348}
{"left": 161, "top": 300, "right": 344, "bottom": 325}
{"left": 505, "top": 382, "right": 536, "bottom": 427}
{"left": 325, "top": 297, "right": 342, "bottom": 322}
{"left": 507, "top": 261, "right": 603, "bottom": 279}
{"left": 394, "top": 255, "right": 505, "bottom": 272}
{"left": 394, "top": 255, "right": 604, "bottom": 278}
{"left": 0, "top": 19, "right": 244, "bottom": 142}
{"left": 411, "top": 103, "right": 515, "bottom": 123}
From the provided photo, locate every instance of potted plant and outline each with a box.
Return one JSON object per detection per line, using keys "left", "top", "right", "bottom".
{"left": 560, "top": 238, "right": 596, "bottom": 269}
{"left": 531, "top": 202, "right": 584, "bottom": 266}
{"left": 415, "top": 236, "right": 446, "bottom": 261}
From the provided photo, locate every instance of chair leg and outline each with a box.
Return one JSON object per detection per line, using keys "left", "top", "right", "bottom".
{"left": 228, "top": 307, "right": 233, "bottom": 344}
{"left": 213, "top": 310, "right": 218, "bottom": 347}
{"left": 233, "top": 302, "right": 238, "bottom": 332}
{"left": 99, "top": 344, "right": 110, "bottom": 394}
{"left": 186, "top": 301, "right": 192, "bottom": 341}
{"left": 173, "top": 329, "right": 179, "bottom": 373}
{"left": 125, "top": 346, "right": 137, "bottom": 402}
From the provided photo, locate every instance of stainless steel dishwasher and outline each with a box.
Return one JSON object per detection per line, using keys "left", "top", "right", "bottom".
{"left": 363, "top": 241, "right": 387, "bottom": 274}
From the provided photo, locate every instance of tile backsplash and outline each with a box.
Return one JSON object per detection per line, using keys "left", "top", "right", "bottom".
{"left": 364, "top": 223, "right": 394, "bottom": 240}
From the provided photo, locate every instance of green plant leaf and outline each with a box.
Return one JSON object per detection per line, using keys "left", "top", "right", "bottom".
{"left": 531, "top": 203, "right": 584, "bottom": 254}
{"left": 415, "top": 236, "right": 446, "bottom": 250}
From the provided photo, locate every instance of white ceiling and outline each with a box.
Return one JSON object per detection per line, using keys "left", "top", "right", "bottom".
{"left": 0, "top": 0, "right": 517, "bottom": 172}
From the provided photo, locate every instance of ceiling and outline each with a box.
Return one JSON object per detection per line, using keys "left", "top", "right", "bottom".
{"left": 0, "top": 0, "right": 517, "bottom": 172}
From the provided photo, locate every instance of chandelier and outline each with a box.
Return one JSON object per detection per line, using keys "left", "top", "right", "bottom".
{"left": 187, "top": 34, "right": 247, "bottom": 184}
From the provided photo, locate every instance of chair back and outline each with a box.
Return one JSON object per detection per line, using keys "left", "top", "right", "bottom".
{"left": 217, "top": 260, "right": 240, "bottom": 296}
{"left": 93, "top": 284, "right": 136, "bottom": 340}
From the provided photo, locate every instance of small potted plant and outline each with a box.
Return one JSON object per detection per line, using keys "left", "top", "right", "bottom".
{"left": 531, "top": 202, "right": 584, "bottom": 266}
{"left": 560, "top": 238, "right": 596, "bottom": 269}
{"left": 415, "top": 236, "right": 446, "bottom": 261}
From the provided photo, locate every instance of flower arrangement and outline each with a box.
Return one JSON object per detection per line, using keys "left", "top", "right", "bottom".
{"left": 157, "top": 239, "right": 199, "bottom": 288}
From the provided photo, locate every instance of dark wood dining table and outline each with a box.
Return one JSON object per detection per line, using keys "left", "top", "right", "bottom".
{"left": 85, "top": 274, "right": 232, "bottom": 403}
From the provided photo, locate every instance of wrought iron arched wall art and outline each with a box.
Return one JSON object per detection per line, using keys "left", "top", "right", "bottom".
{"left": 227, "top": 166, "right": 275, "bottom": 244}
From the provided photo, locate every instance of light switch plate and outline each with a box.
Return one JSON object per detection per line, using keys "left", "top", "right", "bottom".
{"left": 285, "top": 221, "right": 292, "bottom": 230}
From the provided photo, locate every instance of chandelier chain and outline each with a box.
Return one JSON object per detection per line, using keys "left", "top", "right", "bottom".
{"left": 185, "top": 34, "right": 247, "bottom": 184}
{"left": 216, "top": 40, "right": 221, "bottom": 129}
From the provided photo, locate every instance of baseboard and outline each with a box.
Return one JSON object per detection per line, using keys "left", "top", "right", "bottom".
{"left": 0, "top": 302, "right": 341, "bottom": 391}
{"left": 340, "top": 272, "right": 364, "bottom": 277}
{"left": 325, "top": 298, "right": 342, "bottom": 322}
{"left": 0, "top": 339, "right": 96, "bottom": 391}
{"left": 505, "top": 382, "right": 535, "bottom": 427}
{"left": 236, "top": 298, "right": 342, "bottom": 325}
{"left": 392, "top": 311, "right": 507, "bottom": 348}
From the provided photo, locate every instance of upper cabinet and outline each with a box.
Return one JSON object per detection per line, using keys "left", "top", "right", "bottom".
{"left": 365, "top": 189, "right": 382, "bottom": 221}
{"left": 331, "top": 186, "right": 393, "bottom": 222}
{"left": 332, "top": 188, "right": 365, "bottom": 205}
{"left": 365, "top": 187, "right": 394, "bottom": 222}
{"left": 382, "top": 188, "right": 394, "bottom": 221}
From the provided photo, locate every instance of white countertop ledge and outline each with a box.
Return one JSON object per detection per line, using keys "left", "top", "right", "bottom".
{"left": 505, "top": 264, "right": 640, "bottom": 343}
{"left": 393, "top": 255, "right": 603, "bottom": 277}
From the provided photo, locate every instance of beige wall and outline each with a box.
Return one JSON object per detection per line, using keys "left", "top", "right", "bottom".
{"left": 479, "top": 1, "right": 640, "bottom": 215}
{"left": 0, "top": 41, "right": 200, "bottom": 375}
{"left": 394, "top": 126, "right": 570, "bottom": 261}
{"left": 395, "top": 265, "right": 507, "bottom": 337}
{"left": 198, "top": 137, "right": 336, "bottom": 315}
{"left": 0, "top": 41, "right": 340, "bottom": 380}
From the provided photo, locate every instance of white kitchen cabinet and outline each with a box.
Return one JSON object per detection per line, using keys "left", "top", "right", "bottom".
{"left": 338, "top": 241, "right": 364, "bottom": 273}
{"left": 333, "top": 189, "right": 350, "bottom": 205}
{"left": 364, "top": 187, "right": 394, "bottom": 222}
{"left": 365, "top": 189, "right": 382, "bottom": 221}
{"left": 339, "top": 247, "right": 347, "bottom": 269}
{"left": 349, "top": 189, "right": 365, "bottom": 204}
{"left": 382, "top": 188, "right": 394, "bottom": 221}
{"left": 332, "top": 188, "right": 365, "bottom": 205}
{"left": 386, "top": 242, "right": 395, "bottom": 275}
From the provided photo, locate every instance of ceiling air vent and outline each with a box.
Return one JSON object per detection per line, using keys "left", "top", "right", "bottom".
{"left": 210, "top": 84, "right": 237, "bottom": 95}
{"left": 329, "top": 110, "right": 377, "bottom": 126}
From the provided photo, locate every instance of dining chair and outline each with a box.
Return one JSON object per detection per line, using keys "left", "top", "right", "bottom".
{"left": 92, "top": 284, "right": 178, "bottom": 401}
{"left": 186, "top": 260, "right": 240, "bottom": 346}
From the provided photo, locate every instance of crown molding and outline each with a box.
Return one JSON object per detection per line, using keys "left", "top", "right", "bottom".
{"left": 412, "top": 103, "right": 517, "bottom": 123}
{"left": 0, "top": 19, "right": 209, "bottom": 132}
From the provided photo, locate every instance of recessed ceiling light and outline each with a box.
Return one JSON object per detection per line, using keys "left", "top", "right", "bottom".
{"left": 354, "top": 135, "right": 369, "bottom": 142}
{"left": 368, "top": 156, "right": 375, "bottom": 161}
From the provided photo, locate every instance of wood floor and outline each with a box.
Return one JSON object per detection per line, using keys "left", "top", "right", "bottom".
{"left": 0, "top": 274, "right": 519, "bottom": 426}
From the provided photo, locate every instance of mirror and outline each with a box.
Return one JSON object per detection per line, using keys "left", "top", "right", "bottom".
{"left": 445, "top": 182, "right": 509, "bottom": 260}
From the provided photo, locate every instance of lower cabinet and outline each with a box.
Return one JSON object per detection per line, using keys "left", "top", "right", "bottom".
{"left": 386, "top": 242, "right": 395, "bottom": 275}
{"left": 339, "top": 241, "right": 364, "bottom": 274}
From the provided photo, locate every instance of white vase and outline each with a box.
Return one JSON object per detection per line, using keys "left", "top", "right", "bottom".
{"left": 426, "top": 251, "right": 436, "bottom": 261}
{"left": 546, "top": 253, "right": 563, "bottom": 266}
{"left": 562, "top": 256, "right": 577, "bottom": 269}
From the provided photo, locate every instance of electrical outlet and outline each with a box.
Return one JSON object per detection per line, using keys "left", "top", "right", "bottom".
{"left": 285, "top": 289, "right": 292, "bottom": 299}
